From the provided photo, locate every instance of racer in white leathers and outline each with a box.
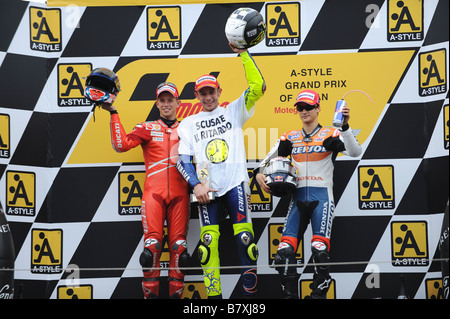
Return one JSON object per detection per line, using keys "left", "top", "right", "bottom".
{"left": 177, "top": 45, "right": 265, "bottom": 298}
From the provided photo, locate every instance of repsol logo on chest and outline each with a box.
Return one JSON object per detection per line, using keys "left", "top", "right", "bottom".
{"left": 292, "top": 145, "right": 326, "bottom": 154}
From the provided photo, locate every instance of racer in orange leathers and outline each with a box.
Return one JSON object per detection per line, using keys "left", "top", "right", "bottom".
{"left": 102, "top": 82, "right": 189, "bottom": 299}
{"left": 255, "top": 90, "right": 361, "bottom": 298}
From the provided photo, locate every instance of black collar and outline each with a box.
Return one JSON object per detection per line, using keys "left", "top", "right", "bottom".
{"left": 302, "top": 124, "right": 322, "bottom": 142}
{"left": 159, "top": 116, "right": 177, "bottom": 128}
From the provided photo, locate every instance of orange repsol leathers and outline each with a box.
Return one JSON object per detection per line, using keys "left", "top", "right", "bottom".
{"left": 257, "top": 124, "right": 361, "bottom": 249}
{"left": 109, "top": 112, "right": 189, "bottom": 299}
{"left": 256, "top": 123, "right": 361, "bottom": 298}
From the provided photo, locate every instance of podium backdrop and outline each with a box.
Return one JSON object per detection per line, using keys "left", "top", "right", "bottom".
{"left": 0, "top": 0, "right": 448, "bottom": 299}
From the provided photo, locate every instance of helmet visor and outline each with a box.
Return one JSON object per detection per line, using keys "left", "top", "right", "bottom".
{"left": 86, "top": 75, "right": 117, "bottom": 94}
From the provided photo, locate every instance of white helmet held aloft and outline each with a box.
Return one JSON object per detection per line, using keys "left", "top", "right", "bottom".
{"left": 225, "top": 7, "right": 266, "bottom": 49}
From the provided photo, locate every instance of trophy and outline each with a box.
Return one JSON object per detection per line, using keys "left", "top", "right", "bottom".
{"left": 190, "top": 161, "right": 217, "bottom": 203}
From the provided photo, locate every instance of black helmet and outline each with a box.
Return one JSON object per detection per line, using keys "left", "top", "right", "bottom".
{"left": 84, "top": 67, "right": 121, "bottom": 104}
{"left": 225, "top": 7, "right": 266, "bottom": 49}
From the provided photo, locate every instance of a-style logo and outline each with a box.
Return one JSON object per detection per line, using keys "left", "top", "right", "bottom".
{"left": 58, "top": 63, "right": 93, "bottom": 107}
{"left": 182, "top": 282, "right": 209, "bottom": 299}
{"left": 147, "top": 6, "right": 181, "bottom": 50}
{"left": 425, "top": 278, "right": 445, "bottom": 299}
{"left": 391, "top": 221, "right": 428, "bottom": 266}
{"left": 268, "top": 223, "right": 303, "bottom": 264}
{"left": 57, "top": 285, "right": 93, "bottom": 299}
{"left": 31, "top": 229, "right": 63, "bottom": 273}
{"left": 6, "top": 171, "right": 35, "bottom": 216}
{"left": 300, "top": 278, "right": 335, "bottom": 299}
{"left": 387, "top": 0, "right": 423, "bottom": 42}
{"left": 0, "top": 114, "right": 10, "bottom": 159}
{"left": 358, "top": 165, "right": 395, "bottom": 210}
{"left": 265, "top": 2, "right": 300, "bottom": 47}
{"left": 418, "top": 49, "right": 447, "bottom": 97}
{"left": 247, "top": 168, "right": 272, "bottom": 212}
{"left": 444, "top": 105, "right": 449, "bottom": 149}
{"left": 29, "top": 7, "right": 62, "bottom": 52}
{"left": 118, "top": 172, "right": 145, "bottom": 215}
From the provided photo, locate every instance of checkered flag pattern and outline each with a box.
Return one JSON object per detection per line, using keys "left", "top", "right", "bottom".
{"left": 0, "top": 0, "right": 448, "bottom": 299}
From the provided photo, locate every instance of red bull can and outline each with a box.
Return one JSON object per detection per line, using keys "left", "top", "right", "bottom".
{"left": 332, "top": 99, "right": 346, "bottom": 128}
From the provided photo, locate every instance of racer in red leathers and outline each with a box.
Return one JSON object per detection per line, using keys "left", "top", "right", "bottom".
{"left": 101, "top": 82, "right": 190, "bottom": 299}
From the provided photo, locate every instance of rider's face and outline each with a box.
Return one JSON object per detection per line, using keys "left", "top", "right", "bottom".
{"left": 195, "top": 87, "right": 222, "bottom": 112}
{"left": 156, "top": 91, "right": 180, "bottom": 120}
{"left": 297, "top": 103, "right": 320, "bottom": 124}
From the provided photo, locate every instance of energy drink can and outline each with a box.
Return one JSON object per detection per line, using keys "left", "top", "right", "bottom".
{"left": 332, "top": 99, "right": 346, "bottom": 128}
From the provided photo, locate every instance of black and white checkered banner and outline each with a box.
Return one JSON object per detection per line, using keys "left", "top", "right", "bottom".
{"left": 0, "top": 0, "right": 448, "bottom": 299}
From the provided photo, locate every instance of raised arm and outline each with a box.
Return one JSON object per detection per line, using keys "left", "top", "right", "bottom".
{"left": 240, "top": 50, "right": 266, "bottom": 112}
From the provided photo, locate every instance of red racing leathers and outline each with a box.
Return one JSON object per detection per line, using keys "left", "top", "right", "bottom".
{"left": 109, "top": 113, "right": 189, "bottom": 298}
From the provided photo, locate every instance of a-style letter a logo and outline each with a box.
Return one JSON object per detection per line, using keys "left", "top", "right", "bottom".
{"left": 419, "top": 49, "right": 447, "bottom": 97}
{"left": 31, "top": 229, "right": 63, "bottom": 273}
{"left": 387, "top": 0, "right": 423, "bottom": 42}
{"left": 182, "top": 282, "right": 209, "bottom": 299}
{"left": 358, "top": 165, "right": 395, "bottom": 210}
{"left": 29, "top": 7, "right": 62, "bottom": 52}
{"left": 6, "top": 171, "right": 36, "bottom": 217}
{"left": 425, "top": 278, "right": 444, "bottom": 299}
{"left": 391, "top": 221, "right": 428, "bottom": 266}
{"left": 265, "top": 2, "right": 300, "bottom": 47}
{"left": 268, "top": 223, "right": 303, "bottom": 264}
{"left": 57, "top": 285, "right": 93, "bottom": 299}
{"left": 300, "top": 278, "right": 335, "bottom": 299}
{"left": 147, "top": 6, "right": 181, "bottom": 50}
{"left": 0, "top": 114, "right": 10, "bottom": 159}
{"left": 248, "top": 168, "right": 272, "bottom": 212}
{"left": 118, "top": 171, "right": 145, "bottom": 215}
{"left": 58, "top": 63, "right": 93, "bottom": 107}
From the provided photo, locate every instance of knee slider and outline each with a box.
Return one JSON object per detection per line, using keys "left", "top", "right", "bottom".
{"left": 179, "top": 250, "right": 190, "bottom": 269}
{"left": 237, "top": 231, "right": 259, "bottom": 262}
{"left": 274, "top": 242, "right": 296, "bottom": 277}
{"left": 139, "top": 248, "right": 153, "bottom": 268}
{"left": 274, "top": 242, "right": 295, "bottom": 266}
{"left": 198, "top": 231, "right": 216, "bottom": 266}
{"left": 140, "top": 238, "right": 161, "bottom": 268}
